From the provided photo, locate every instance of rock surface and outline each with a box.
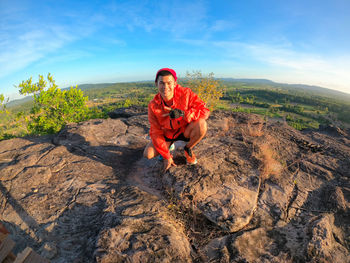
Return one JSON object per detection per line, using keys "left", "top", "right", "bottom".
{"left": 1, "top": 107, "right": 350, "bottom": 262}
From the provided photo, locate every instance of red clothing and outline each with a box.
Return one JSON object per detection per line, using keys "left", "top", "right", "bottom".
{"left": 148, "top": 85, "right": 210, "bottom": 159}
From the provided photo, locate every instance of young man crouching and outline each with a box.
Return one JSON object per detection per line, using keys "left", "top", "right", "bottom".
{"left": 144, "top": 68, "right": 209, "bottom": 171}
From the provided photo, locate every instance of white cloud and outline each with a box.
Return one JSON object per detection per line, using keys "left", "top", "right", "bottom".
{"left": 245, "top": 44, "right": 350, "bottom": 92}
{"left": 0, "top": 27, "right": 71, "bottom": 78}
{"left": 0, "top": 0, "right": 208, "bottom": 81}
{"left": 184, "top": 39, "right": 350, "bottom": 93}
{"left": 102, "top": 0, "right": 208, "bottom": 36}
{"left": 209, "top": 20, "right": 237, "bottom": 32}
{"left": 0, "top": 2, "right": 106, "bottom": 80}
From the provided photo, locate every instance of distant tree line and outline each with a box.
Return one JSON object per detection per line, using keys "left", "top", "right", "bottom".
{"left": 225, "top": 88, "right": 350, "bottom": 124}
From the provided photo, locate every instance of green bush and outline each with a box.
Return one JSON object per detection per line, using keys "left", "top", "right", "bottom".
{"left": 0, "top": 94, "right": 8, "bottom": 114}
{"left": 18, "top": 74, "right": 90, "bottom": 135}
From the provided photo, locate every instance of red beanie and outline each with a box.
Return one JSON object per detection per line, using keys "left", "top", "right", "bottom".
{"left": 155, "top": 68, "right": 177, "bottom": 82}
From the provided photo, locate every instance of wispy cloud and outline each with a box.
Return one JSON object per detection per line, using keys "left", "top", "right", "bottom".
{"left": 0, "top": 27, "right": 73, "bottom": 78}
{"left": 102, "top": 0, "right": 208, "bottom": 36}
{"left": 35, "top": 50, "right": 93, "bottom": 68}
{"left": 180, "top": 38, "right": 350, "bottom": 92}
{"left": 0, "top": 4, "right": 84, "bottom": 77}
{"left": 209, "top": 20, "right": 237, "bottom": 32}
{"left": 0, "top": 3, "right": 105, "bottom": 80}
{"left": 0, "top": 0, "right": 208, "bottom": 80}
{"left": 249, "top": 45, "right": 350, "bottom": 92}
{"left": 2, "top": 0, "right": 349, "bottom": 95}
{"left": 243, "top": 44, "right": 350, "bottom": 87}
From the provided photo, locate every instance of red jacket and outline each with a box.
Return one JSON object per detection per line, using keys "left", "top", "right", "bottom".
{"left": 148, "top": 85, "right": 210, "bottom": 159}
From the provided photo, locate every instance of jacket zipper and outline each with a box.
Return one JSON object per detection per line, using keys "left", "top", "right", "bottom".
{"left": 172, "top": 128, "right": 180, "bottom": 140}
{"left": 161, "top": 95, "right": 179, "bottom": 141}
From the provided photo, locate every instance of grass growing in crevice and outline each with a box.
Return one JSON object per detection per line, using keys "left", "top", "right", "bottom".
{"left": 163, "top": 188, "right": 229, "bottom": 260}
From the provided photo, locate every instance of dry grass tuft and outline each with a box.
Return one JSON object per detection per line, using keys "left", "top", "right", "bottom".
{"left": 247, "top": 121, "right": 265, "bottom": 137}
{"left": 240, "top": 119, "right": 281, "bottom": 180}
{"left": 163, "top": 188, "right": 228, "bottom": 252}
{"left": 221, "top": 118, "right": 230, "bottom": 132}
{"left": 241, "top": 119, "right": 265, "bottom": 140}
{"left": 235, "top": 228, "right": 273, "bottom": 261}
{"left": 255, "top": 141, "right": 282, "bottom": 180}
{"left": 216, "top": 117, "right": 234, "bottom": 137}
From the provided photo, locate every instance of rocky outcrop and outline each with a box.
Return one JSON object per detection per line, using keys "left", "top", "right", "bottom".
{"left": 1, "top": 108, "right": 349, "bottom": 262}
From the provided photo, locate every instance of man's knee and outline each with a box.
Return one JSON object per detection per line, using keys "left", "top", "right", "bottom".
{"left": 197, "top": 118, "right": 207, "bottom": 136}
{"left": 143, "top": 148, "right": 150, "bottom": 159}
{"left": 185, "top": 118, "right": 207, "bottom": 139}
{"left": 143, "top": 144, "right": 155, "bottom": 159}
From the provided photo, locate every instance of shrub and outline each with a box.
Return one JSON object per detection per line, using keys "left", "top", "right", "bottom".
{"left": 0, "top": 94, "right": 8, "bottom": 114}
{"left": 185, "top": 71, "right": 224, "bottom": 111}
{"left": 18, "top": 74, "right": 90, "bottom": 135}
{"left": 0, "top": 94, "right": 10, "bottom": 140}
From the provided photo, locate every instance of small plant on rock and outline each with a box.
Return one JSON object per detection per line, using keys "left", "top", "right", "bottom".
{"left": 18, "top": 73, "right": 89, "bottom": 135}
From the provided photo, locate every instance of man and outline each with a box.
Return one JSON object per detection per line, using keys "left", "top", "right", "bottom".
{"left": 144, "top": 68, "right": 210, "bottom": 171}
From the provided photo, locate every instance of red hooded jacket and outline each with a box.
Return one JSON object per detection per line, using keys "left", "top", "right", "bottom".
{"left": 148, "top": 84, "right": 210, "bottom": 159}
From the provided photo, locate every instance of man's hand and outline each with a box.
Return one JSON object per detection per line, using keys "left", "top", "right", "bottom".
{"left": 163, "top": 157, "right": 176, "bottom": 171}
{"left": 163, "top": 105, "right": 172, "bottom": 112}
{"left": 162, "top": 108, "right": 184, "bottom": 119}
{"left": 169, "top": 109, "right": 184, "bottom": 119}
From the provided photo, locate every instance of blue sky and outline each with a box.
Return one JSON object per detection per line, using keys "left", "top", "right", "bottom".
{"left": 1, "top": 0, "right": 350, "bottom": 100}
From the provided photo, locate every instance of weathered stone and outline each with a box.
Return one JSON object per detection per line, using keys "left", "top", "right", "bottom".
{"left": 0, "top": 108, "right": 349, "bottom": 262}
{"left": 305, "top": 215, "right": 349, "bottom": 263}
{"left": 108, "top": 105, "right": 147, "bottom": 119}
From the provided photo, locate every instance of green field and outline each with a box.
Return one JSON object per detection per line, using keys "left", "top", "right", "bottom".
{"left": 221, "top": 80, "right": 350, "bottom": 130}
{"left": 1, "top": 79, "right": 350, "bottom": 140}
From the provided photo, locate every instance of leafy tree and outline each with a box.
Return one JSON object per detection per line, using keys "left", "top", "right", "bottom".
{"left": 18, "top": 74, "right": 89, "bottom": 134}
{"left": 231, "top": 92, "right": 244, "bottom": 103}
{"left": 0, "top": 94, "right": 10, "bottom": 140}
{"left": 0, "top": 94, "right": 9, "bottom": 114}
{"left": 185, "top": 71, "right": 225, "bottom": 111}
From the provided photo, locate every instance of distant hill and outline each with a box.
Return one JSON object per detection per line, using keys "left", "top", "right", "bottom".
{"left": 279, "top": 83, "right": 350, "bottom": 102}
{"left": 6, "top": 84, "right": 117, "bottom": 108}
{"left": 6, "top": 78, "right": 350, "bottom": 108}
{"left": 7, "top": 96, "right": 33, "bottom": 108}
{"left": 220, "top": 78, "right": 275, "bottom": 85}
{"left": 220, "top": 78, "right": 350, "bottom": 103}
{"left": 69, "top": 83, "right": 117, "bottom": 91}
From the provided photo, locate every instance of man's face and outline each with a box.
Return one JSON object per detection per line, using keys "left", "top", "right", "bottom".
{"left": 156, "top": 75, "right": 176, "bottom": 101}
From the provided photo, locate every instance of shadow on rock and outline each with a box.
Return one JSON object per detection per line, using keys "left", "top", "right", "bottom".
{"left": 52, "top": 118, "right": 149, "bottom": 178}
